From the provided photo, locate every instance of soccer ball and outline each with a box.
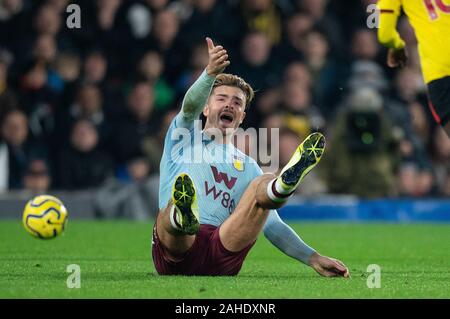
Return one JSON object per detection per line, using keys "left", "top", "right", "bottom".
{"left": 22, "top": 195, "right": 68, "bottom": 239}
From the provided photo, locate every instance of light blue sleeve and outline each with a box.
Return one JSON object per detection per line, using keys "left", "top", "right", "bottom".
{"left": 263, "top": 210, "right": 316, "bottom": 265}
{"left": 177, "top": 69, "right": 216, "bottom": 128}
{"left": 248, "top": 161, "right": 316, "bottom": 265}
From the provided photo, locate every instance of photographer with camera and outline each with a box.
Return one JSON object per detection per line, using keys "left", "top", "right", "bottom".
{"left": 323, "top": 87, "right": 402, "bottom": 198}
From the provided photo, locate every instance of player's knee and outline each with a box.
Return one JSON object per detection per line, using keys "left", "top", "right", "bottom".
{"left": 249, "top": 173, "right": 275, "bottom": 191}
{"left": 254, "top": 173, "right": 283, "bottom": 209}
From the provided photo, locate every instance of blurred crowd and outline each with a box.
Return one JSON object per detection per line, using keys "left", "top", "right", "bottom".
{"left": 0, "top": 0, "right": 449, "bottom": 218}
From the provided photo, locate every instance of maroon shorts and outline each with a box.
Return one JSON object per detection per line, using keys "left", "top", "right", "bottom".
{"left": 152, "top": 224, "right": 255, "bottom": 276}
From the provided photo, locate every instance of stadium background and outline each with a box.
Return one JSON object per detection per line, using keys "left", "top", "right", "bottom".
{"left": 0, "top": 0, "right": 449, "bottom": 220}
{"left": 1, "top": 0, "right": 450, "bottom": 300}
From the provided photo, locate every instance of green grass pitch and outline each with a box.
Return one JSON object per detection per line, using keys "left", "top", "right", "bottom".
{"left": 0, "top": 220, "right": 449, "bottom": 298}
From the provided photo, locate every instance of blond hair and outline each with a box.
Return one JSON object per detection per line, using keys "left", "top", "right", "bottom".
{"left": 212, "top": 73, "right": 254, "bottom": 109}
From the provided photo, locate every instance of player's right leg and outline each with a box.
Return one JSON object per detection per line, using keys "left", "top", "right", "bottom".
{"left": 155, "top": 173, "right": 199, "bottom": 258}
{"left": 219, "top": 132, "right": 325, "bottom": 252}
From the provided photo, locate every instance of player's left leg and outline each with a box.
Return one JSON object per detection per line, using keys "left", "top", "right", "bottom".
{"left": 220, "top": 132, "right": 325, "bottom": 252}
{"left": 428, "top": 76, "right": 450, "bottom": 138}
{"left": 444, "top": 121, "right": 450, "bottom": 137}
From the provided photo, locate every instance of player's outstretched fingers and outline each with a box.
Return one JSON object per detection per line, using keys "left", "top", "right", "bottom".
{"left": 218, "top": 60, "right": 230, "bottom": 69}
{"left": 212, "top": 50, "right": 227, "bottom": 62}
{"left": 216, "top": 52, "right": 228, "bottom": 63}
{"left": 331, "top": 259, "right": 350, "bottom": 278}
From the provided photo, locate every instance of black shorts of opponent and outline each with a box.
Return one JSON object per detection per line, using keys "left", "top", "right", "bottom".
{"left": 428, "top": 76, "right": 450, "bottom": 126}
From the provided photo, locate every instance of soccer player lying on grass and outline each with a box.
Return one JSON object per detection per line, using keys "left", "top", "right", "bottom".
{"left": 377, "top": 0, "right": 450, "bottom": 137}
{"left": 152, "top": 37, "right": 350, "bottom": 277}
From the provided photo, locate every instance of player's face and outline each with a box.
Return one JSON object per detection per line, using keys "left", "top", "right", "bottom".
{"left": 203, "top": 85, "right": 246, "bottom": 135}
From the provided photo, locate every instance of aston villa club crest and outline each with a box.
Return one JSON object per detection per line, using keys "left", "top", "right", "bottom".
{"left": 232, "top": 155, "right": 244, "bottom": 171}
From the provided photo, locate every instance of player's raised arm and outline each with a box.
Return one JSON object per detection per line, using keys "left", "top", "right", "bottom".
{"left": 179, "top": 37, "right": 230, "bottom": 124}
{"left": 263, "top": 210, "right": 349, "bottom": 277}
{"left": 377, "top": 0, "right": 408, "bottom": 68}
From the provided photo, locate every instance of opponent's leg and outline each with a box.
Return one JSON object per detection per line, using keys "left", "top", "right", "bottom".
{"left": 155, "top": 173, "right": 199, "bottom": 258}
{"left": 444, "top": 121, "right": 450, "bottom": 137}
{"left": 220, "top": 132, "right": 325, "bottom": 252}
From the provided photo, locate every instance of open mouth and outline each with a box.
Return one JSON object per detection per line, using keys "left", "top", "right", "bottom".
{"left": 219, "top": 112, "right": 234, "bottom": 125}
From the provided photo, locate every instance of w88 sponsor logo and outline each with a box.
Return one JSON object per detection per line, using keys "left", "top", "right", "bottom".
{"left": 205, "top": 181, "right": 236, "bottom": 213}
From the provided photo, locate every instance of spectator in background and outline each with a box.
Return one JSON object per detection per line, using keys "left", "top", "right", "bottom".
{"left": 137, "top": 50, "right": 175, "bottom": 112}
{"left": 350, "top": 29, "right": 380, "bottom": 63}
{"left": 275, "top": 12, "right": 312, "bottom": 65}
{"left": 302, "top": 29, "right": 345, "bottom": 116}
{"left": 229, "top": 31, "right": 280, "bottom": 127}
{"left": 18, "top": 60, "right": 59, "bottom": 136}
{"left": 0, "top": 48, "right": 17, "bottom": 122}
{"left": 149, "top": 8, "right": 186, "bottom": 83}
{"left": 394, "top": 67, "right": 425, "bottom": 104}
{"left": 95, "top": 0, "right": 123, "bottom": 34}
{"left": 179, "top": 0, "right": 239, "bottom": 51}
{"left": 82, "top": 50, "right": 108, "bottom": 85}
{"left": 124, "top": 0, "right": 166, "bottom": 45}
{"left": 23, "top": 158, "right": 51, "bottom": 195}
{"left": 94, "top": 151, "right": 159, "bottom": 220}
{"left": 33, "top": 34, "right": 57, "bottom": 65}
{"left": 409, "top": 100, "right": 431, "bottom": 146}
{"left": 397, "top": 163, "right": 420, "bottom": 197}
{"left": 112, "top": 80, "right": 158, "bottom": 170}
{"left": 67, "top": 84, "right": 108, "bottom": 142}
{"left": 49, "top": 52, "right": 80, "bottom": 93}
{"left": 231, "top": 31, "right": 280, "bottom": 92}
{"left": 253, "top": 87, "right": 280, "bottom": 125}
{"left": 430, "top": 127, "right": 450, "bottom": 195}
{"left": 296, "top": 0, "right": 344, "bottom": 56}
{"left": 284, "top": 61, "right": 312, "bottom": 89}
{"left": 95, "top": 109, "right": 178, "bottom": 220}
{"left": 238, "top": 0, "right": 283, "bottom": 46}
{"left": 1, "top": 109, "right": 47, "bottom": 189}
{"left": 58, "top": 119, "right": 114, "bottom": 190}
{"left": 392, "top": 99, "right": 434, "bottom": 180}
{"left": 48, "top": 51, "right": 81, "bottom": 120}
{"left": 23, "top": 3, "right": 64, "bottom": 61}
{"left": 280, "top": 82, "right": 325, "bottom": 136}
{"left": 46, "top": 0, "right": 70, "bottom": 13}
{"left": 141, "top": 109, "right": 176, "bottom": 171}
{"left": 33, "top": 4, "right": 62, "bottom": 37}
{"left": 0, "top": 0, "right": 26, "bottom": 51}
{"left": 146, "top": 0, "right": 170, "bottom": 12}
{"left": 92, "top": 0, "right": 126, "bottom": 77}
{"left": 81, "top": 50, "right": 122, "bottom": 119}
{"left": 397, "top": 162, "right": 435, "bottom": 197}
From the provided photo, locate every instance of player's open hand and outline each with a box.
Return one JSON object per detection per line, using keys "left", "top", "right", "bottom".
{"left": 205, "top": 37, "right": 230, "bottom": 77}
{"left": 387, "top": 47, "right": 408, "bottom": 68}
{"left": 309, "top": 252, "right": 350, "bottom": 278}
